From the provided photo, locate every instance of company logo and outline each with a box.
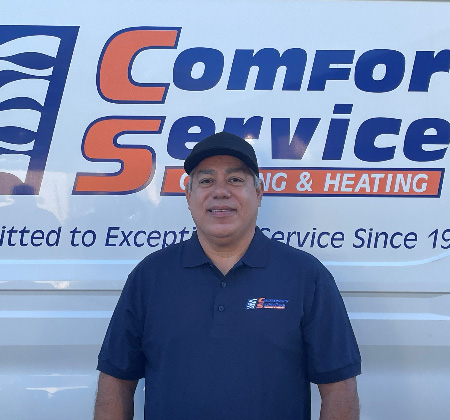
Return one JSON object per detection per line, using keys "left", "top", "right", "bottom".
{"left": 246, "top": 297, "right": 289, "bottom": 310}
{"left": 69, "top": 26, "right": 448, "bottom": 198}
{"left": 0, "top": 25, "right": 78, "bottom": 195}
{"left": 2, "top": 25, "right": 447, "bottom": 197}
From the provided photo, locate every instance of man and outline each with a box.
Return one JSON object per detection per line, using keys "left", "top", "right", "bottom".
{"left": 94, "top": 132, "right": 361, "bottom": 420}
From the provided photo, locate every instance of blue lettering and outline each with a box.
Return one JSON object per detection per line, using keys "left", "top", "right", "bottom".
{"left": 105, "top": 226, "right": 119, "bottom": 246}
{"left": 404, "top": 118, "right": 450, "bottom": 161}
{"left": 308, "top": 50, "right": 355, "bottom": 90}
{"left": 167, "top": 116, "right": 215, "bottom": 160}
{"left": 173, "top": 47, "right": 224, "bottom": 91}
{"left": 355, "top": 49, "right": 405, "bottom": 92}
{"left": 223, "top": 116, "right": 263, "bottom": 140}
{"left": 227, "top": 48, "right": 306, "bottom": 90}
{"left": 354, "top": 118, "right": 402, "bottom": 162}
{"left": 322, "top": 104, "right": 353, "bottom": 160}
{"left": 353, "top": 228, "right": 366, "bottom": 249}
{"left": 409, "top": 50, "right": 450, "bottom": 92}
{"left": 271, "top": 118, "right": 320, "bottom": 159}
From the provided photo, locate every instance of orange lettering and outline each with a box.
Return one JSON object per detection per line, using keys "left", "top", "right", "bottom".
{"left": 98, "top": 28, "right": 179, "bottom": 103}
{"left": 73, "top": 117, "right": 163, "bottom": 194}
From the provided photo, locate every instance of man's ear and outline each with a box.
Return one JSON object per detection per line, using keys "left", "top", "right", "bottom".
{"left": 256, "top": 178, "right": 263, "bottom": 207}
{"left": 185, "top": 179, "right": 191, "bottom": 208}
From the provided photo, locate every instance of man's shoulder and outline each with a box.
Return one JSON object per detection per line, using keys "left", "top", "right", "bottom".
{"left": 253, "top": 233, "right": 336, "bottom": 295}
{"left": 262, "top": 231, "right": 326, "bottom": 269}
{"left": 140, "top": 239, "right": 185, "bottom": 264}
{"left": 130, "top": 239, "right": 187, "bottom": 278}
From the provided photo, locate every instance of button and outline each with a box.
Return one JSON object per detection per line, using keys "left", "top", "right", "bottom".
{"left": 218, "top": 305, "right": 225, "bottom": 312}
{"left": 221, "top": 282, "right": 227, "bottom": 288}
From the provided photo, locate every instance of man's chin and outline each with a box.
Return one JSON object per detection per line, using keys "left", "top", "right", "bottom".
{"left": 208, "top": 227, "right": 236, "bottom": 239}
{"left": 201, "top": 224, "right": 255, "bottom": 244}
{"left": 198, "top": 225, "right": 239, "bottom": 241}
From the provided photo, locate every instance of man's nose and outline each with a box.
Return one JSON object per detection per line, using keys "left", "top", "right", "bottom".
{"left": 212, "top": 180, "right": 232, "bottom": 198}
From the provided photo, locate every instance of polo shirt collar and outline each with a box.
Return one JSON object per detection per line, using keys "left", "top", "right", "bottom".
{"left": 182, "top": 231, "right": 210, "bottom": 267}
{"left": 182, "top": 226, "right": 270, "bottom": 268}
{"left": 240, "top": 227, "right": 269, "bottom": 268}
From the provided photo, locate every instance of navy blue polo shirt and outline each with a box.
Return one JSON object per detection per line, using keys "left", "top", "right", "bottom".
{"left": 98, "top": 227, "right": 361, "bottom": 420}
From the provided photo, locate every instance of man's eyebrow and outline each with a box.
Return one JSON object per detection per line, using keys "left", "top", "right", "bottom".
{"left": 196, "top": 169, "right": 215, "bottom": 176}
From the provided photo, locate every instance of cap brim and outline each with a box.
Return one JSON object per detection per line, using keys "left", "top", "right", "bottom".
{"left": 184, "top": 147, "right": 259, "bottom": 175}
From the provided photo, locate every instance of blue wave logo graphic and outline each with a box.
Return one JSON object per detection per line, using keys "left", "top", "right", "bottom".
{"left": 0, "top": 26, "right": 78, "bottom": 195}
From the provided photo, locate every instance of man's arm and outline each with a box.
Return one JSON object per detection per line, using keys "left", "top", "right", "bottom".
{"left": 317, "top": 377, "right": 360, "bottom": 420}
{"left": 94, "top": 372, "right": 139, "bottom": 420}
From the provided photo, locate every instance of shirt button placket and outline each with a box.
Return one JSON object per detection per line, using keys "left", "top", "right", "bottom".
{"left": 214, "top": 278, "right": 230, "bottom": 326}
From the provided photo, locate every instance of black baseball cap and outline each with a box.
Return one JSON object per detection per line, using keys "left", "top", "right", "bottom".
{"left": 184, "top": 132, "right": 259, "bottom": 175}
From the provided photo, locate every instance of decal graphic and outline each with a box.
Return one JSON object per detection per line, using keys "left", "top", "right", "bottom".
{"left": 0, "top": 25, "right": 78, "bottom": 195}
{"left": 246, "top": 298, "right": 289, "bottom": 310}
{"left": 161, "top": 167, "right": 444, "bottom": 197}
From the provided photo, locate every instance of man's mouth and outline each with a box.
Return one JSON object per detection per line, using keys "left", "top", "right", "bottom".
{"left": 208, "top": 208, "right": 235, "bottom": 214}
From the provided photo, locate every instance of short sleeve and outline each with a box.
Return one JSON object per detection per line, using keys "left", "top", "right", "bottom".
{"left": 301, "top": 264, "right": 361, "bottom": 384}
{"left": 97, "top": 269, "right": 146, "bottom": 380}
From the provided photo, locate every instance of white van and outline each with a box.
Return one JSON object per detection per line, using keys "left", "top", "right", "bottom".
{"left": 1, "top": 1, "right": 449, "bottom": 419}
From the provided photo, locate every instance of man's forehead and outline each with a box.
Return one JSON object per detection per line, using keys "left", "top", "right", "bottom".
{"left": 193, "top": 155, "right": 251, "bottom": 175}
{"left": 195, "top": 166, "right": 250, "bottom": 175}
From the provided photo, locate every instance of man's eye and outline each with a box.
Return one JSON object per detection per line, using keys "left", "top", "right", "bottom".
{"left": 229, "top": 177, "right": 244, "bottom": 183}
{"left": 199, "top": 178, "right": 213, "bottom": 184}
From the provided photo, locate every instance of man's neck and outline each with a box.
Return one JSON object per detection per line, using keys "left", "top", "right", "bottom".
{"left": 197, "top": 230, "right": 255, "bottom": 275}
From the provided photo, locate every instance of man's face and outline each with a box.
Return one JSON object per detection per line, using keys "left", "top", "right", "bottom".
{"left": 185, "top": 155, "right": 263, "bottom": 246}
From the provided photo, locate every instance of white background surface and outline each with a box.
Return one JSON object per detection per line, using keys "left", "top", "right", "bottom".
{"left": 1, "top": 1, "right": 450, "bottom": 419}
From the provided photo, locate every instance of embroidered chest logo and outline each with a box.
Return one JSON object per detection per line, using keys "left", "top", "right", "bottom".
{"left": 246, "top": 297, "right": 289, "bottom": 310}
